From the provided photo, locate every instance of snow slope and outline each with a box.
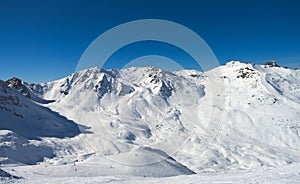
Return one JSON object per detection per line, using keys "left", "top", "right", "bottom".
{"left": 1, "top": 61, "right": 300, "bottom": 182}
{"left": 2, "top": 161, "right": 300, "bottom": 183}
{"left": 0, "top": 80, "right": 82, "bottom": 165}
{"left": 0, "top": 80, "right": 80, "bottom": 139}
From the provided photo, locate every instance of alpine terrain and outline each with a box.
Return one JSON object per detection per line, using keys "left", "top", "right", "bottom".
{"left": 1, "top": 61, "right": 300, "bottom": 183}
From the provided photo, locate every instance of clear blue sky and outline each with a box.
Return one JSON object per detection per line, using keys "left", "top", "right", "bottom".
{"left": 0, "top": 0, "right": 299, "bottom": 83}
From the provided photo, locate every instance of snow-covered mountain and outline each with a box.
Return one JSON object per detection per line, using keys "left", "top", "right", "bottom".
{"left": 0, "top": 79, "right": 81, "bottom": 166}
{"left": 1, "top": 61, "right": 300, "bottom": 181}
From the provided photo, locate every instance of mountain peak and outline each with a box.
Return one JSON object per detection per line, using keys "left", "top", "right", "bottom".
{"left": 5, "top": 77, "right": 23, "bottom": 87}
{"left": 5, "top": 77, "right": 31, "bottom": 98}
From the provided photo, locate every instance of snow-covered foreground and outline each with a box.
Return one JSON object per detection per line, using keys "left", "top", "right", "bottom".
{"left": 1, "top": 161, "right": 300, "bottom": 183}
{"left": 1, "top": 61, "right": 300, "bottom": 183}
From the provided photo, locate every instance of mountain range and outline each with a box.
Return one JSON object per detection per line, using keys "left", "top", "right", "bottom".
{"left": 1, "top": 61, "right": 300, "bottom": 181}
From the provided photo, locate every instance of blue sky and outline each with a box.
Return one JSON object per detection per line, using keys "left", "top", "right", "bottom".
{"left": 0, "top": 0, "right": 299, "bottom": 83}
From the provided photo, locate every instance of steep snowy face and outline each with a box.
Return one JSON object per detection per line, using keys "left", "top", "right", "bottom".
{"left": 218, "top": 62, "right": 300, "bottom": 149}
{"left": 264, "top": 67, "right": 300, "bottom": 101}
{"left": 0, "top": 80, "right": 24, "bottom": 119}
{"left": 188, "top": 61, "right": 300, "bottom": 172}
{"left": 0, "top": 80, "right": 83, "bottom": 165}
{"left": 0, "top": 80, "right": 80, "bottom": 140}
{"left": 33, "top": 67, "right": 208, "bottom": 164}
{"left": 37, "top": 66, "right": 204, "bottom": 106}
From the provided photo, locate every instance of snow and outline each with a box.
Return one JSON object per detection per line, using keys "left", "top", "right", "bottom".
{"left": 1, "top": 61, "right": 300, "bottom": 183}
{"left": 1, "top": 162, "right": 300, "bottom": 183}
